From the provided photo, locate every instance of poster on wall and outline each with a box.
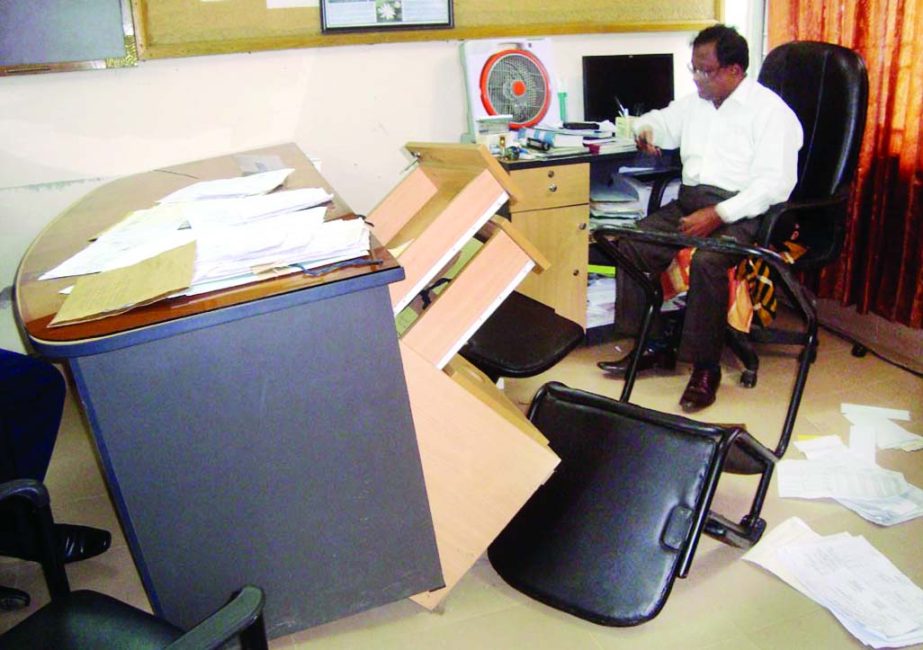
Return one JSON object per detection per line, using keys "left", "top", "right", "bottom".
{"left": 320, "top": 0, "right": 453, "bottom": 32}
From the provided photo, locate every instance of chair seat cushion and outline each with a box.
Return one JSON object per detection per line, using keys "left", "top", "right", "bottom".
{"left": 0, "top": 590, "right": 183, "bottom": 649}
{"left": 460, "top": 292, "right": 584, "bottom": 379}
{"left": 488, "top": 383, "right": 725, "bottom": 626}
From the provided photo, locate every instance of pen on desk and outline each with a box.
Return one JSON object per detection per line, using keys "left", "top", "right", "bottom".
{"left": 297, "top": 257, "right": 384, "bottom": 277}
{"left": 614, "top": 96, "right": 628, "bottom": 118}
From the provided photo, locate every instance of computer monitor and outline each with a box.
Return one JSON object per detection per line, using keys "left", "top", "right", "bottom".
{"left": 582, "top": 54, "right": 675, "bottom": 122}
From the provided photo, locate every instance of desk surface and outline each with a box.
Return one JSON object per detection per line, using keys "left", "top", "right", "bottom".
{"left": 16, "top": 143, "right": 402, "bottom": 353}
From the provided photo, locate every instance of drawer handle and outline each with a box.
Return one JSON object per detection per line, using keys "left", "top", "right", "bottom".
{"left": 548, "top": 184, "right": 558, "bottom": 193}
{"left": 578, "top": 222, "right": 587, "bottom": 230}
{"left": 547, "top": 170, "right": 556, "bottom": 178}
{"left": 572, "top": 269, "right": 580, "bottom": 276}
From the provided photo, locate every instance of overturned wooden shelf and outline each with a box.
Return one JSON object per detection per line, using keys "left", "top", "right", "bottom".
{"left": 367, "top": 142, "right": 559, "bottom": 608}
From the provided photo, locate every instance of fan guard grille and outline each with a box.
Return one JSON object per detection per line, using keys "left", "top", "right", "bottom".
{"left": 479, "top": 49, "right": 551, "bottom": 129}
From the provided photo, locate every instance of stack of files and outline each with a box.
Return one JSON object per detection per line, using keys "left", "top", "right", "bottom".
{"left": 518, "top": 125, "right": 611, "bottom": 149}
{"left": 585, "top": 137, "right": 637, "bottom": 155}
{"left": 187, "top": 207, "right": 369, "bottom": 289}
{"left": 589, "top": 173, "right": 646, "bottom": 228}
{"left": 743, "top": 517, "right": 923, "bottom": 648}
{"left": 42, "top": 171, "right": 371, "bottom": 324}
{"left": 40, "top": 186, "right": 336, "bottom": 281}
{"left": 781, "top": 429, "right": 923, "bottom": 525}
{"left": 586, "top": 273, "right": 616, "bottom": 329}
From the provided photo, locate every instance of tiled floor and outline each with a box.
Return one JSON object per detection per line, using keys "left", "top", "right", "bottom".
{"left": 2, "top": 323, "right": 922, "bottom": 649}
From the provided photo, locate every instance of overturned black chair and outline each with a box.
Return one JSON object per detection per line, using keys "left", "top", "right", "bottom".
{"left": 460, "top": 291, "right": 585, "bottom": 382}
{"left": 488, "top": 382, "right": 776, "bottom": 625}
{"left": 0, "top": 479, "right": 268, "bottom": 649}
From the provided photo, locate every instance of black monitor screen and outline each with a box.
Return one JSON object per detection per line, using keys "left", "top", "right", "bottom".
{"left": 582, "top": 54, "right": 675, "bottom": 122}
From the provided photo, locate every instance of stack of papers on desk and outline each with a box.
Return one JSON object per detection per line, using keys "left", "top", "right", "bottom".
{"left": 585, "top": 137, "right": 637, "bottom": 155}
{"left": 744, "top": 517, "right": 923, "bottom": 648}
{"left": 40, "top": 187, "right": 335, "bottom": 281}
{"left": 43, "top": 171, "right": 371, "bottom": 325}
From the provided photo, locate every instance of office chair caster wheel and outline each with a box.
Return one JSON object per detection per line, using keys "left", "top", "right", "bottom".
{"left": 852, "top": 343, "right": 868, "bottom": 357}
{"left": 739, "top": 369, "right": 757, "bottom": 388}
{"left": 0, "top": 587, "right": 30, "bottom": 611}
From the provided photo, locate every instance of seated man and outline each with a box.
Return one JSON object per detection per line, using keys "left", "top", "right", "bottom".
{"left": 598, "top": 24, "right": 803, "bottom": 412}
{"left": 0, "top": 349, "right": 110, "bottom": 567}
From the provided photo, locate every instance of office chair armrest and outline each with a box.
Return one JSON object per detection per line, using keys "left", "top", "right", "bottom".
{"left": 0, "top": 479, "right": 70, "bottom": 600}
{"left": 0, "top": 479, "right": 51, "bottom": 508}
{"left": 757, "top": 189, "right": 851, "bottom": 246}
{"left": 593, "top": 225, "right": 817, "bottom": 353}
{"left": 722, "top": 429, "right": 779, "bottom": 469}
{"left": 166, "top": 585, "right": 267, "bottom": 650}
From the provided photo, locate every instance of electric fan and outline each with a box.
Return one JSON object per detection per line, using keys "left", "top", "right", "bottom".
{"left": 462, "top": 39, "right": 560, "bottom": 140}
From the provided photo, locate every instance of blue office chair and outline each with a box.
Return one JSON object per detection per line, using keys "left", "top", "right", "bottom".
{"left": 0, "top": 479, "right": 269, "bottom": 649}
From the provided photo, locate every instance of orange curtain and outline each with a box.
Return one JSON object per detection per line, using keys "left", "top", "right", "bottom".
{"left": 769, "top": 0, "right": 923, "bottom": 328}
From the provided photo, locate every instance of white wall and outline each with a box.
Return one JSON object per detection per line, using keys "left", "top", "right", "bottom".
{"left": 1, "top": 1, "right": 758, "bottom": 351}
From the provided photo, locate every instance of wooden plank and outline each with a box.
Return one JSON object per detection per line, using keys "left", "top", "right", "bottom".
{"left": 366, "top": 167, "right": 438, "bottom": 247}
{"left": 444, "top": 355, "right": 549, "bottom": 446}
{"left": 407, "top": 142, "right": 524, "bottom": 205}
{"left": 401, "top": 228, "right": 533, "bottom": 369}
{"left": 481, "top": 217, "right": 550, "bottom": 273}
{"left": 387, "top": 169, "right": 508, "bottom": 314}
{"left": 400, "top": 342, "right": 559, "bottom": 609}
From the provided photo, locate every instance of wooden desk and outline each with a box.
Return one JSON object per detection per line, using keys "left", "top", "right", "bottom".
{"left": 500, "top": 150, "right": 680, "bottom": 327}
{"left": 15, "top": 144, "right": 442, "bottom": 638}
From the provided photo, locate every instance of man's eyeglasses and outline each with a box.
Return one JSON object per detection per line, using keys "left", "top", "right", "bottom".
{"left": 687, "top": 63, "right": 723, "bottom": 80}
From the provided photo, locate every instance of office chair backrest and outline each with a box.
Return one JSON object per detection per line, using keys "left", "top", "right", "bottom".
{"left": 758, "top": 41, "right": 869, "bottom": 203}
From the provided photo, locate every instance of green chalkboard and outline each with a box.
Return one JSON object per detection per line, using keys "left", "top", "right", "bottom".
{"left": 0, "top": 0, "right": 136, "bottom": 75}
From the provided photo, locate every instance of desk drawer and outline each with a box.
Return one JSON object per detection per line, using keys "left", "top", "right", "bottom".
{"left": 509, "top": 164, "right": 589, "bottom": 212}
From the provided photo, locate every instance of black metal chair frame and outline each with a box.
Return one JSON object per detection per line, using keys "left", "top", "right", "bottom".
{"left": 488, "top": 382, "right": 778, "bottom": 626}
{"left": 592, "top": 228, "right": 819, "bottom": 546}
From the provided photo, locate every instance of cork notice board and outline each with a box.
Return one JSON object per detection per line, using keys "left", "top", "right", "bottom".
{"left": 132, "top": 0, "right": 722, "bottom": 60}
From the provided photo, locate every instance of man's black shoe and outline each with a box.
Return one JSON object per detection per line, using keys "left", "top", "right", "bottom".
{"left": 56, "top": 524, "right": 111, "bottom": 563}
{"left": 597, "top": 345, "right": 677, "bottom": 377}
{"left": 679, "top": 367, "right": 721, "bottom": 412}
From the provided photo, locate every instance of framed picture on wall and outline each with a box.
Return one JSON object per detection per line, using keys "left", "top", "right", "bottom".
{"left": 320, "top": 0, "right": 453, "bottom": 33}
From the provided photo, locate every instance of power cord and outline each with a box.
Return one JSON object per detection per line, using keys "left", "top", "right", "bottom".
{"left": 818, "top": 321, "right": 923, "bottom": 379}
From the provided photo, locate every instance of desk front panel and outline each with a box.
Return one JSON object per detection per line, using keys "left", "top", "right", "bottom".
{"left": 70, "top": 284, "right": 441, "bottom": 637}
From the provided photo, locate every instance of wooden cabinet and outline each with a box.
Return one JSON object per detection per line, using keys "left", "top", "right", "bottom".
{"left": 507, "top": 163, "right": 590, "bottom": 327}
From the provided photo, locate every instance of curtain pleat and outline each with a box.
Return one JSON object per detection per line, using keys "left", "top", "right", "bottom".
{"left": 769, "top": 0, "right": 923, "bottom": 328}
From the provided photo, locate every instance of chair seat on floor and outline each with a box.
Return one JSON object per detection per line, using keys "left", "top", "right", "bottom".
{"left": 488, "top": 382, "right": 773, "bottom": 626}
{"left": 0, "top": 590, "right": 183, "bottom": 649}
{"left": 460, "top": 291, "right": 584, "bottom": 381}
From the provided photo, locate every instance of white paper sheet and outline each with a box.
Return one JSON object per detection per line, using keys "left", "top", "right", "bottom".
{"left": 157, "top": 168, "right": 294, "bottom": 203}
{"left": 776, "top": 459, "right": 909, "bottom": 500}
{"left": 744, "top": 518, "right": 923, "bottom": 648}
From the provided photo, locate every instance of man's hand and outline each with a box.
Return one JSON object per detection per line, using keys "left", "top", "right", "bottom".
{"left": 635, "top": 126, "right": 661, "bottom": 156}
{"left": 679, "top": 206, "right": 724, "bottom": 237}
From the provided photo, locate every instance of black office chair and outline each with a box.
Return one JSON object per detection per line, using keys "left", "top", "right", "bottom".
{"left": 594, "top": 41, "right": 868, "bottom": 461}
{"left": 459, "top": 291, "right": 585, "bottom": 382}
{"left": 0, "top": 479, "right": 269, "bottom": 649}
{"left": 725, "top": 40, "right": 869, "bottom": 385}
{"left": 488, "top": 382, "right": 776, "bottom": 625}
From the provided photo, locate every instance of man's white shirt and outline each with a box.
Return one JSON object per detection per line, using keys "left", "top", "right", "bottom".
{"left": 634, "top": 76, "right": 804, "bottom": 223}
